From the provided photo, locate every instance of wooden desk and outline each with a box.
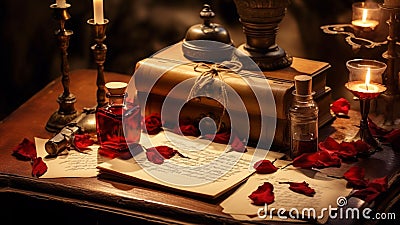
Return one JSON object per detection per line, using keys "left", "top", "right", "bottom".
{"left": 0, "top": 70, "right": 399, "bottom": 225}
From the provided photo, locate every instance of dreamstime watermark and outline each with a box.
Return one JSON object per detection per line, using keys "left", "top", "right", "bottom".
{"left": 257, "top": 196, "right": 396, "bottom": 221}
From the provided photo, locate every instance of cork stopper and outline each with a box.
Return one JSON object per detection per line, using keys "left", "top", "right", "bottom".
{"left": 105, "top": 82, "right": 128, "bottom": 95}
{"left": 294, "top": 75, "right": 312, "bottom": 95}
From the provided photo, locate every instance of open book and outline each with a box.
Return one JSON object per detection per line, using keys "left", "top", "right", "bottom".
{"left": 97, "top": 131, "right": 284, "bottom": 199}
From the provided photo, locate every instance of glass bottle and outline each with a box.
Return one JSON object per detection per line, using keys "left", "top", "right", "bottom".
{"left": 96, "top": 82, "right": 141, "bottom": 152}
{"left": 289, "top": 75, "right": 319, "bottom": 159}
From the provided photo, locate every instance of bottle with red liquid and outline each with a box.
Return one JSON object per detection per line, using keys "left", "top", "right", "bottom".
{"left": 96, "top": 82, "right": 141, "bottom": 152}
{"left": 289, "top": 75, "right": 319, "bottom": 159}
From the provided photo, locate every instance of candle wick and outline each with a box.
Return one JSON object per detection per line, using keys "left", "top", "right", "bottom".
{"left": 366, "top": 83, "right": 369, "bottom": 91}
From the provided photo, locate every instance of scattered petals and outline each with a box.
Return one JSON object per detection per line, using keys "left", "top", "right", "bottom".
{"left": 253, "top": 160, "right": 278, "bottom": 174}
{"left": 248, "top": 182, "right": 275, "bottom": 206}
{"left": 352, "top": 176, "right": 388, "bottom": 203}
{"left": 331, "top": 98, "right": 350, "bottom": 115}
{"left": 144, "top": 112, "right": 162, "bottom": 135}
{"left": 318, "top": 137, "right": 371, "bottom": 160}
{"left": 292, "top": 150, "right": 341, "bottom": 169}
{"left": 343, "top": 166, "right": 369, "bottom": 188}
{"left": 12, "top": 138, "right": 37, "bottom": 160}
{"left": 31, "top": 157, "right": 48, "bottom": 178}
{"left": 285, "top": 181, "right": 316, "bottom": 197}
{"left": 230, "top": 135, "right": 247, "bottom": 153}
{"left": 73, "top": 134, "right": 95, "bottom": 149}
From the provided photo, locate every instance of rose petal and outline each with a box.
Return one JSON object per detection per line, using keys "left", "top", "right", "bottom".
{"left": 249, "top": 182, "right": 275, "bottom": 206}
{"left": 368, "top": 118, "right": 391, "bottom": 137}
{"left": 73, "top": 134, "right": 95, "bottom": 149}
{"left": 318, "top": 137, "right": 341, "bottom": 152}
{"left": 343, "top": 166, "right": 369, "bottom": 188}
{"left": 287, "top": 181, "right": 316, "bottom": 197}
{"left": 383, "top": 129, "right": 400, "bottom": 150}
{"left": 368, "top": 176, "right": 388, "bottom": 192}
{"left": 148, "top": 146, "right": 176, "bottom": 159}
{"left": 330, "top": 98, "right": 350, "bottom": 115}
{"left": 230, "top": 135, "right": 247, "bottom": 153}
{"left": 292, "top": 150, "right": 341, "bottom": 169}
{"left": 178, "top": 124, "right": 200, "bottom": 137}
{"left": 352, "top": 187, "right": 381, "bottom": 203}
{"left": 144, "top": 112, "right": 162, "bottom": 135}
{"left": 253, "top": 160, "right": 278, "bottom": 174}
{"left": 337, "top": 142, "right": 359, "bottom": 159}
{"left": 204, "top": 131, "right": 230, "bottom": 144}
{"left": 31, "top": 157, "right": 48, "bottom": 178}
{"left": 98, "top": 148, "right": 132, "bottom": 160}
{"left": 146, "top": 149, "right": 165, "bottom": 164}
{"left": 351, "top": 176, "right": 388, "bottom": 203}
{"left": 12, "top": 138, "right": 37, "bottom": 160}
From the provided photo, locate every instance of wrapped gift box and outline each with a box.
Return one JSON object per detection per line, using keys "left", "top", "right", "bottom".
{"left": 134, "top": 42, "right": 334, "bottom": 148}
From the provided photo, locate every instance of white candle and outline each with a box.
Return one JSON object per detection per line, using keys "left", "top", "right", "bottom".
{"left": 93, "top": 0, "right": 104, "bottom": 24}
{"left": 56, "top": 0, "right": 66, "bottom": 8}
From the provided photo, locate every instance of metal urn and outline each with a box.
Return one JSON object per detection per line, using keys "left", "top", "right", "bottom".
{"left": 233, "top": 0, "right": 293, "bottom": 71}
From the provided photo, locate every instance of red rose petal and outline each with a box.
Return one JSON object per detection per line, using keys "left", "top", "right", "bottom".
{"left": 288, "top": 181, "right": 316, "bottom": 197}
{"left": 149, "top": 146, "right": 177, "bottom": 159}
{"left": 253, "top": 160, "right": 278, "bottom": 174}
{"left": 338, "top": 142, "right": 359, "bottom": 159}
{"left": 230, "top": 135, "right": 247, "bottom": 153}
{"left": 144, "top": 112, "right": 162, "bottom": 135}
{"left": 249, "top": 182, "right": 275, "bottom": 206}
{"left": 368, "top": 176, "right": 388, "bottom": 192}
{"left": 31, "top": 157, "right": 48, "bottom": 178}
{"left": 146, "top": 149, "right": 165, "bottom": 164}
{"left": 343, "top": 166, "right": 369, "bottom": 188}
{"left": 204, "top": 131, "right": 231, "bottom": 144}
{"left": 383, "top": 129, "right": 400, "bottom": 150}
{"left": 73, "top": 134, "right": 95, "bottom": 149}
{"left": 352, "top": 187, "right": 381, "bottom": 203}
{"left": 330, "top": 98, "right": 350, "bottom": 115}
{"left": 292, "top": 150, "right": 341, "bottom": 169}
{"left": 12, "top": 138, "right": 37, "bottom": 160}
{"left": 177, "top": 124, "right": 200, "bottom": 137}
{"left": 368, "top": 118, "right": 391, "bottom": 137}
{"left": 318, "top": 137, "right": 341, "bottom": 152}
{"left": 351, "top": 176, "right": 388, "bottom": 203}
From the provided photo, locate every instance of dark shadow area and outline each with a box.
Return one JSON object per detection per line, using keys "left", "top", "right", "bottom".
{"left": 0, "top": 0, "right": 390, "bottom": 121}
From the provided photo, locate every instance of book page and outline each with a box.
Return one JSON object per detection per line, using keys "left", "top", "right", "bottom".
{"left": 97, "top": 131, "right": 284, "bottom": 198}
{"left": 220, "top": 163, "right": 352, "bottom": 224}
{"left": 35, "top": 137, "right": 99, "bottom": 178}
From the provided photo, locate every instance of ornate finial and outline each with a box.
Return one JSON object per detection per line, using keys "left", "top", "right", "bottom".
{"left": 200, "top": 4, "right": 215, "bottom": 27}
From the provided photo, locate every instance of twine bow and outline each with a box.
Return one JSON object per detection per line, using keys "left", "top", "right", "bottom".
{"left": 187, "top": 61, "right": 242, "bottom": 131}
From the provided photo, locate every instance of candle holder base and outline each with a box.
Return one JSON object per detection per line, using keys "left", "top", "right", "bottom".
{"left": 45, "top": 93, "right": 78, "bottom": 133}
{"left": 348, "top": 125, "right": 383, "bottom": 156}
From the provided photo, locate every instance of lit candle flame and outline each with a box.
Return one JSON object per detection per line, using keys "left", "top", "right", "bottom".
{"left": 362, "top": 8, "right": 368, "bottom": 23}
{"left": 365, "top": 67, "right": 371, "bottom": 90}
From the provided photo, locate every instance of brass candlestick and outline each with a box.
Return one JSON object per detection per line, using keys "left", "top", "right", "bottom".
{"left": 233, "top": 0, "right": 293, "bottom": 71}
{"left": 87, "top": 19, "right": 109, "bottom": 108}
{"left": 46, "top": 3, "right": 78, "bottom": 133}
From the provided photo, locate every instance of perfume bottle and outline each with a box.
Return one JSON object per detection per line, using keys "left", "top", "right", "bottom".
{"left": 289, "top": 75, "right": 319, "bottom": 159}
{"left": 96, "top": 82, "right": 141, "bottom": 152}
